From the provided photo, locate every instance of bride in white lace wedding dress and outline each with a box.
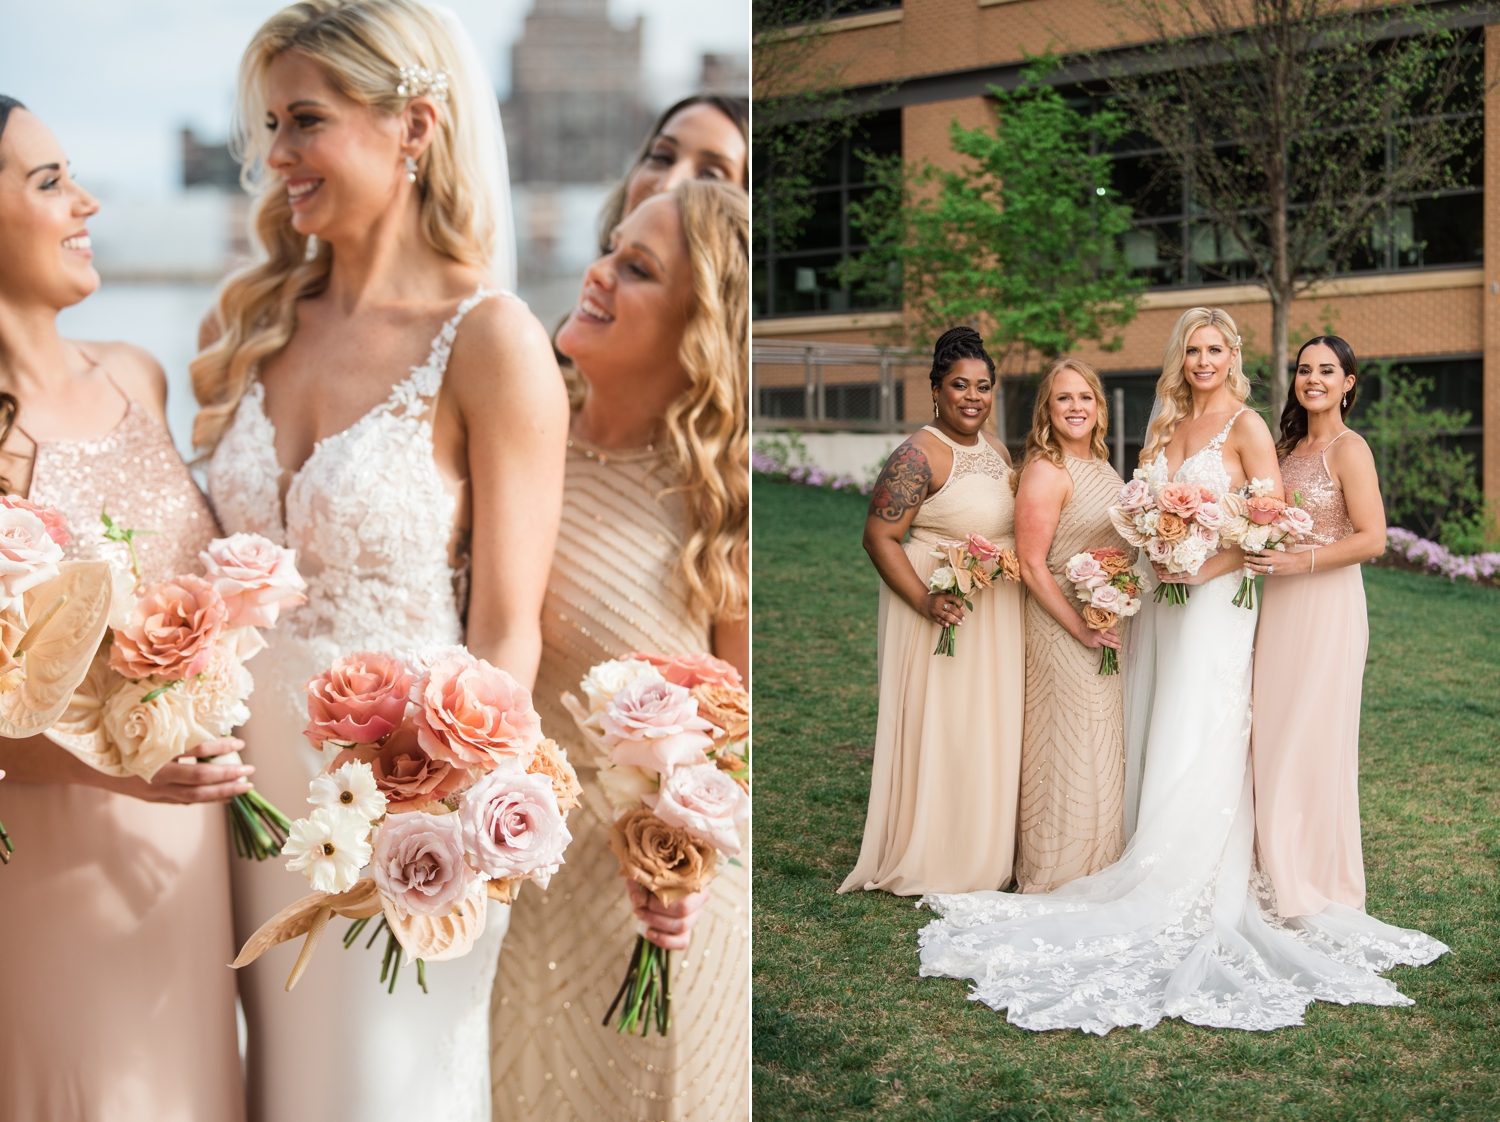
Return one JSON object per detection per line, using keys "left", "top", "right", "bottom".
{"left": 918, "top": 308, "right": 1446, "bottom": 1034}
{"left": 195, "top": 5, "right": 565, "bottom": 1119}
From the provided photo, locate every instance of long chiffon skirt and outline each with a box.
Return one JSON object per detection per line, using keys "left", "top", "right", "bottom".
{"left": 0, "top": 784, "right": 244, "bottom": 1122}
{"left": 839, "top": 540, "right": 1024, "bottom": 896}
{"left": 1251, "top": 563, "right": 1369, "bottom": 917}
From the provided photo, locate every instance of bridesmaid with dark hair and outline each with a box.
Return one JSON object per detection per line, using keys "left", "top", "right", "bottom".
{"left": 1245, "top": 335, "right": 1387, "bottom": 917}
{"left": 839, "top": 327, "right": 1024, "bottom": 896}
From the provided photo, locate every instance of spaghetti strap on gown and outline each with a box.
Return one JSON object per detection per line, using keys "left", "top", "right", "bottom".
{"left": 840, "top": 427, "right": 1024, "bottom": 896}
{"left": 0, "top": 385, "right": 243, "bottom": 1122}
{"left": 918, "top": 410, "right": 1446, "bottom": 1034}
{"left": 207, "top": 288, "right": 510, "bottom": 1122}
{"left": 1251, "top": 434, "right": 1368, "bottom": 916}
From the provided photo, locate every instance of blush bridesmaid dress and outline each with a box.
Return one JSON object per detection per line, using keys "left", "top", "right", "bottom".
{"left": 0, "top": 375, "right": 244, "bottom": 1122}
{"left": 1250, "top": 431, "right": 1368, "bottom": 916}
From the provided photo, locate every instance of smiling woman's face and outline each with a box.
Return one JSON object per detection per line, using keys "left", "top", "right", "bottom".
{"left": 623, "top": 104, "right": 746, "bottom": 217}
{"left": 1181, "top": 324, "right": 1235, "bottom": 395}
{"left": 1047, "top": 366, "right": 1098, "bottom": 448}
{"left": 556, "top": 192, "right": 693, "bottom": 385}
{"left": 933, "top": 357, "right": 994, "bottom": 436}
{"left": 0, "top": 108, "right": 99, "bottom": 311}
{"left": 1294, "top": 342, "right": 1354, "bottom": 416}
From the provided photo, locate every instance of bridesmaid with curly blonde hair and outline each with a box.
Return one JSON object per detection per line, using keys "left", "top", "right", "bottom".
{"left": 1012, "top": 356, "right": 1131, "bottom": 892}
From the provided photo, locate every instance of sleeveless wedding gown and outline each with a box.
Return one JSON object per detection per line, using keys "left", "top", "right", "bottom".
{"left": 918, "top": 410, "right": 1447, "bottom": 1034}
{"left": 207, "top": 288, "right": 510, "bottom": 1120}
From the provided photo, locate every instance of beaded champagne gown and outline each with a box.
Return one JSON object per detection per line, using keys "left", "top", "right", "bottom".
{"left": 1251, "top": 432, "right": 1368, "bottom": 917}
{"left": 919, "top": 409, "right": 1446, "bottom": 1034}
{"left": 839, "top": 427, "right": 1024, "bottom": 896}
{"left": 206, "top": 289, "right": 510, "bottom": 1122}
{"left": 1014, "top": 454, "right": 1129, "bottom": 893}
{"left": 0, "top": 378, "right": 243, "bottom": 1121}
{"left": 489, "top": 437, "right": 749, "bottom": 1121}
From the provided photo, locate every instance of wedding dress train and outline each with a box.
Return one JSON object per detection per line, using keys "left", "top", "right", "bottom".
{"left": 208, "top": 289, "right": 510, "bottom": 1120}
{"left": 917, "top": 412, "right": 1446, "bottom": 1034}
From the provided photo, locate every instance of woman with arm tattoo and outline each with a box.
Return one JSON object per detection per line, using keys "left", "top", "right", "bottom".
{"left": 838, "top": 328, "right": 1026, "bottom": 896}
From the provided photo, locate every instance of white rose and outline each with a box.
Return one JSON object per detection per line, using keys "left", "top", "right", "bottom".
{"left": 597, "top": 763, "right": 658, "bottom": 814}
{"left": 642, "top": 762, "right": 750, "bottom": 857}
{"left": 928, "top": 566, "right": 959, "bottom": 593}
{"left": 579, "top": 659, "right": 664, "bottom": 715}
{"left": 101, "top": 677, "right": 213, "bottom": 781}
{"left": 0, "top": 508, "right": 63, "bottom": 613}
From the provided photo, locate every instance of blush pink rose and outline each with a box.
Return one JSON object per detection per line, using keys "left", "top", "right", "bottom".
{"left": 0, "top": 506, "right": 64, "bottom": 608}
{"left": 1246, "top": 496, "right": 1283, "bottom": 525}
{"left": 1115, "top": 478, "right": 1152, "bottom": 514}
{"left": 459, "top": 770, "right": 571, "bottom": 887}
{"left": 1156, "top": 482, "right": 1205, "bottom": 519}
{"left": 602, "top": 676, "right": 717, "bottom": 776}
{"left": 305, "top": 651, "right": 415, "bottom": 747}
{"left": 625, "top": 651, "right": 743, "bottom": 690}
{"left": 965, "top": 533, "right": 1002, "bottom": 563}
{"left": 373, "top": 810, "right": 475, "bottom": 919}
{"left": 0, "top": 496, "right": 70, "bottom": 546}
{"left": 1280, "top": 506, "right": 1315, "bottom": 539}
{"left": 1194, "top": 501, "right": 1225, "bottom": 531}
{"left": 1145, "top": 536, "right": 1173, "bottom": 564}
{"left": 1193, "top": 522, "right": 1220, "bottom": 549}
{"left": 1089, "top": 583, "right": 1125, "bottom": 614}
{"left": 330, "top": 724, "right": 470, "bottom": 813}
{"left": 411, "top": 655, "right": 542, "bottom": 771}
{"left": 1065, "top": 553, "right": 1106, "bottom": 587}
{"left": 110, "top": 574, "right": 227, "bottom": 681}
{"left": 643, "top": 761, "right": 750, "bottom": 857}
{"left": 200, "top": 533, "right": 307, "bottom": 629}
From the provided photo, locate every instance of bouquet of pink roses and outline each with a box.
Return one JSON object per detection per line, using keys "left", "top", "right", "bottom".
{"left": 1063, "top": 547, "right": 1143, "bottom": 675}
{"left": 232, "top": 646, "right": 580, "bottom": 994}
{"left": 1217, "top": 479, "right": 1314, "bottom": 608}
{"left": 1109, "top": 476, "right": 1225, "bottom": 606}
{"left": 562, "top": 651, "right": 749, "bottom": 1036}
{"left": 0, "top": 496, "right": 118, "bottom": 864}
{"left": 925, "top": 533, "right": 1021, "bottom": 656}
{"left": 45, "top": 525, "right": 306, "bottom": 860}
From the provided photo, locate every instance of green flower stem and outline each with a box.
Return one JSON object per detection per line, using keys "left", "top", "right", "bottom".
{"left": 228, "top": 789, "right": 292, "bottom": 861}
{"left": 1099, "top": 647, "right": 1119, "bottom": 676}
{"left": 0, "top": 814, "right": 12, "bottom": 864}
{"left": 604, "top": 935, "right": 673, "bottom": 1037}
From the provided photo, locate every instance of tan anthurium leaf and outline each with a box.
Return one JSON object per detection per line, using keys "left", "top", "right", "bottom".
{"left": 231, "top": 878, "right": 384, "bottom": 969}
{"left": 0, "top": 561, "right": 113, "bottom": 737}
{"left": 384, "top": 876, "right": 489, "bottom": 962}
{"left": 44, "top": 645, "right": 128, "bottom": 775}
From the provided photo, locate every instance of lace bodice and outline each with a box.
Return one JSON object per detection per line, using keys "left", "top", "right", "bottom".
{"left": 206, "top": 287, "right": 499, "bottom": 653}
{"left": 909, "top": 426, "right": 1015, "bottom": 547}
{"left": 1155, "top": 407, "right": 1246, "bottom": 496}
{"left": 1280, "top": 437, "right": 1355, "bottom": 547}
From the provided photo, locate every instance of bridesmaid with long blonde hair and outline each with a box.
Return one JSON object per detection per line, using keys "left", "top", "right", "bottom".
{"left": 1245, "top": 335, "right": 1386, "bottom": 917}
{"left": 1012, "top": 357, "right": 1130, "bottom": 892}
{"left": 491, "top": 179, "right": 748, "bottom": 1122}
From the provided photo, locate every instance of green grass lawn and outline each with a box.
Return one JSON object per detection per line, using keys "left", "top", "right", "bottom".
{"left": 751, "top": 475, "right": 1500, "bottom": 1121}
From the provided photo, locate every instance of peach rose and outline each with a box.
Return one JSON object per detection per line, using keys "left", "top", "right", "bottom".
{"left": 1156, "top": 482, "right": 1204, "bottom": 519}
{"left": 1081, "top": 605, "right": 1117, "bottom": 632}
{"left": 690, "top": 683, "right": 750, "bottom": 742}
{"left": 110, "top": 574, "right": 227, "bottom": 681}
{"left": 626, "top": 651, "right": 743, "bottom": 690}
{"left": 199, "top": 533, "right": 307, "bottom": 629}
{"left": 1247, "top": 496, "right": 1283, "bottom": 526}
{"left": 372, "top": 810, "right": 475, "bottom": 919}
{"left": 411, "top": 654, "right": 543, "bottom": 771}
{"left": 998, "top": 549, "right": 1020, "bottom": 582}
{"left": 1155, "top": 511, "right": 1188, "bottom": 543}
{"left": 526, "top": 738, "right": 583, "bottom": 813}
{"left": 715, "top": 751, "right": 750, "bottom": 793}
{"left": 965, "top": 533, "right": 1001, "bottom": 563}
{"left": 330, "top": 724, "right": 470, "bottom": 813}
{"left": 602, "top": 676, "right": 717, "bottom": 776}
{"left": 607, "top": 806, "right": 718, "bottom": 905}
{"left": 305, "top": 650, "right": 415, "bottom": 748}
{"left": 1092, "top": 548, "right": 1132, "bottom": 577}
{"left": 0, "top": 496, "right": 69, "bottom": 546}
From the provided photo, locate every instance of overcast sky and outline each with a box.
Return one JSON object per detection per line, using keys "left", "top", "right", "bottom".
{"left": 0, "top": 0, "right": 747, "bottom": 198}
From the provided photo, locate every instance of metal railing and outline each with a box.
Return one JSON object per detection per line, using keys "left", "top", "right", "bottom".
{"left": 752, "top": 342, "right": 928, "bottom": 432}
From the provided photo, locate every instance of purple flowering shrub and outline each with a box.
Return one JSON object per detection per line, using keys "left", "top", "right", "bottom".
{"left": 1379, "top": 527, "right": 1500, "bottom": 588}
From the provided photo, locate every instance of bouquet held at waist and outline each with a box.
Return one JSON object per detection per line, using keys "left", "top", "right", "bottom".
{"left": 232, "top": 646, "right": 582, "bottom": 994}
{"left": 1064, "top": 548, "right": 1142, "bottom": 675}
{"left": 562, "top": 651, "right": 749, "bottom": 1037}
{"left": 1216, "top": 480, "right": 1313, "bottom": 609}
{"left": 925, "top": 534, "right": 1020, "bottom": 656}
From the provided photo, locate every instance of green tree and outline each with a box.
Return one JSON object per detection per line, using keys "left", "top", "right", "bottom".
{"left": 842, "top": 61, "right": 1143, "bottom": 370}
{"left": 1354, "top": 362, "right": 1481, "bottom": 541}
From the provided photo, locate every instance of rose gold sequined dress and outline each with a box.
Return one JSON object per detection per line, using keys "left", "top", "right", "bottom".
{"left": 0, "top": 388, "right": 244, "bottom": 1122}
{"left": 839, "top": 427, "right": 1024, "bottom": 896}
{"left": 490, "top": 439, "right": 748, "bottom": 1122}
{"left": 1251, "top": 433, "right": 1367, "bottom": 917}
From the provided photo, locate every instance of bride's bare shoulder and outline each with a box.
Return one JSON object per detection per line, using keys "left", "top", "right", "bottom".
{"left": 445, "top": 291, "right": 565, "bottom": 413}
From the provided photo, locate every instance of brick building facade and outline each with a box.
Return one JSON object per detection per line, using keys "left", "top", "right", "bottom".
{"left": 753, "top": 1, "right": 1500, "bottom": 504}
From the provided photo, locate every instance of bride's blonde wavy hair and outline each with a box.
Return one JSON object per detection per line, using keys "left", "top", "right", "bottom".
{"left": 1139, "top": 306, "right": 1250, "bottom": 467}
{"left": 660, "top": 179, "right": 749, "bottom": 624}
{"left": 1020, "top": 356, "right": 1111, "bottom": 474}
{"left": 191, "top": 0, "right": 492, "bottom": 452}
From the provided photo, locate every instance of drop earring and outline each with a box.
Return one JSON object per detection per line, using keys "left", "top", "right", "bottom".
{"left": 405, "top": 155, "right": 418, "bottom": 183}
{"left": 1342, "top": 392, "right": 1348, "bottom": 410}
{"left": 932, "top": 400, "right": 939, "bottom": 419}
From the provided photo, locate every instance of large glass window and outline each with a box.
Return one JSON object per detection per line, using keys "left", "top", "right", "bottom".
{"left": 762, "top": 0, "right": 901, "bottom": 26}
{"left": 753, "top": 109, "right": 902, "bottom": 318}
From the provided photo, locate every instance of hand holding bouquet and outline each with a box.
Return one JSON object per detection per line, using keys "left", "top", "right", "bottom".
{"left": 45, "top": 524, "right": 306, "bottom": 860}
{"left": 1064, "top": 548, "right": 1143, "bottom": 674}
{"left": 1109, "top": 476, "right": 1224, "bottom": 605}
{"left": 925, "top": 534, "right": 1020, "bottom": 656}
{"left": 233, "top": 647, "right": 579, "bottom": 994}
{"left": 1218, "top": 480, "right": 1313, "bottom": 608}
{"left": 562, "top": 651, "right": 748, "bottom": 1036}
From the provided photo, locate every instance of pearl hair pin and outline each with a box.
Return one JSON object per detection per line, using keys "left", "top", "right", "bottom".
{"left": 396, "top": 64, "right": 451, "bottom": 102}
